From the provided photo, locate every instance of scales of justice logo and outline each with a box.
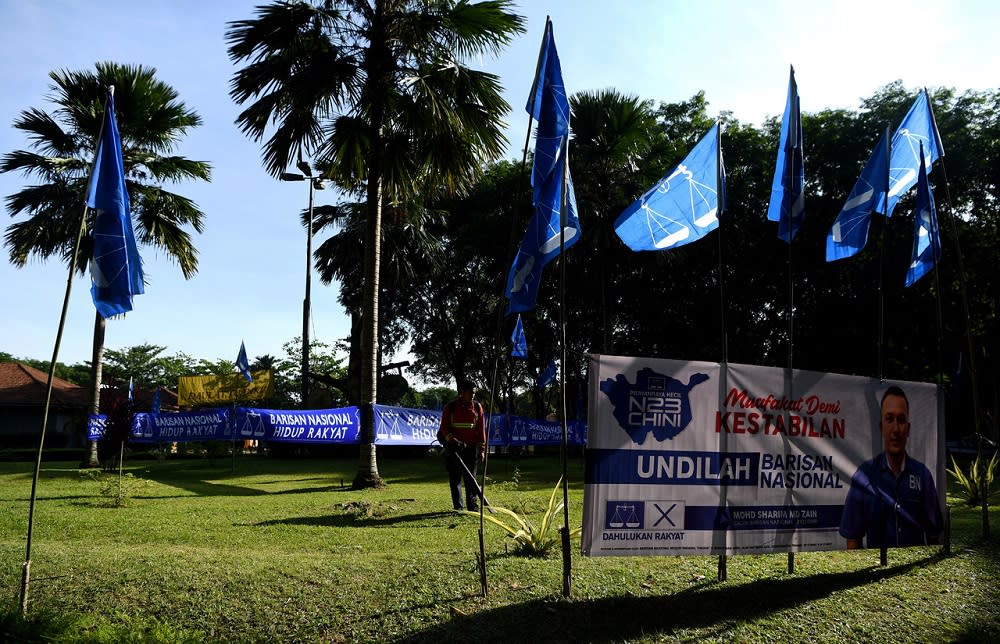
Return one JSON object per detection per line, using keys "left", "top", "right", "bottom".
{"left": 599, "top": 367, "right": 709, "bottom": 443}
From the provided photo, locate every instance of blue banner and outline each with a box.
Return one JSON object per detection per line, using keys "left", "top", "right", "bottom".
{"left": 237, "top": 407, "right": 361, "bottom": 444}
{"left": 505, "top": 416, "right": 587, "bottom": 447}
{"left": 131, "top": 409, "right": 231, "bottom": 444}
{"left": 87, "top": 414, "right": 107, "bottom": 441}
{"left": 374, "top": 405, "right": 441, "bottom": 445}
{"left": 119, "top": 405, "right": 587, "bottom": 447}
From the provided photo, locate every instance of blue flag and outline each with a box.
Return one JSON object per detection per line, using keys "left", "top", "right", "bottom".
{"left": 236, "top": 341, "right": 253, "bottom": 382}
{"left": 614, "top": 123, "right": 724, "bottom": 251}
{"left": 87, "top": 88, "right": 144, "bottom": 318}
{"left": 825, "top": 128, "right": 889, "bottom": 261}
{"left": 151, "top": 387, "right": 161, "bottom": 415}
{"left": 510, "top": 315, "right": 527, "bottom": 359}
{"left": 537, "top": 359, "right": 557, "bottom": 389}
{"left": 127, "top": 376, "right": 134, "bottom": 404}
{"left": 505, "top": 19, "right": 581, "bottom": 315}
{"left": 767, "top": 66, "right": 805, "bottom": 242}
{"left": 905, "top": 143, "right": 941, "bottom": 287}
{"left": 876, "top": 90, "right": 944, "bottom": 217}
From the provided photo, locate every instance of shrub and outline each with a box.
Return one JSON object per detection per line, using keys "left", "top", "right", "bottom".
{"left": 82, "top": 470, "right": 148, "bottom": 508}
{"left": 463, "top": 476, "right": 580, "bottom": 557}
{"left": 948, "top": 452, "right": 998, "bottom": 506}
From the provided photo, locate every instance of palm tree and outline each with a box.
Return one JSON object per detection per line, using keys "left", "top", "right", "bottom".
{"left": 2, "top": 62, "right": 211, "bottom": 465}
{"left": 227, "top": 0, "right": 524, "bottom": 487}
{"left": 567, "top": 90, "right": 660, "bottom": 356}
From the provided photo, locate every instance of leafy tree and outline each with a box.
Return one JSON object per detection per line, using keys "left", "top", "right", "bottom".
{"left": 277, "top": 337, "right": 349, "bottom": 409}
{"left": 227, "top": 0, "right": 524, "bottom": 487}
{"left": 401, "top": 83, "right": 998, "bottom": 440}
{"left": 2, "top": 62, "right": 211, "bottom": 465}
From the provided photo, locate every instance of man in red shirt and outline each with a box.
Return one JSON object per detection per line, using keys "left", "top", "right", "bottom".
{"left": 437, "top": 379, "right": 487, "bottom": 511}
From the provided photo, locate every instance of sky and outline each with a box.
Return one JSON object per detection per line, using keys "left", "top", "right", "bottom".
{"left": 1, "top": 0, "right": 998, "bottom": 382}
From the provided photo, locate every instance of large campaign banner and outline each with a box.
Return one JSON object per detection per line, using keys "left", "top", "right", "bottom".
{"left": 237, "top": 407, "right": 361, "bottom": 444}
{"left": 131, "top": 409, "right": 231, "bottom": 444}
{"left": 582, "top": 355, "right": 944, "bottom": 556}
{"left": 177, "top": 370, "right": 274, "bottom": 407}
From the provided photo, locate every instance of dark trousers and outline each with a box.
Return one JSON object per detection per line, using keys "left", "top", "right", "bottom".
{"left": 445, "top": 445, "right": 479, "bottom": 510}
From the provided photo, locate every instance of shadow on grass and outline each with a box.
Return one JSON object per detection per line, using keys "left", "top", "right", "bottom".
{"left": 393, "top": 555, "right": 952, "bottom": 643}
{"left": 253, "top": 510, "right": 458, "bottom": 529}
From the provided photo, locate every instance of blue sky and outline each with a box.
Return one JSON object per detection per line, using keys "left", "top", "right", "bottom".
{"left": 2, "top": 0, "right": 997, "bottom": 380}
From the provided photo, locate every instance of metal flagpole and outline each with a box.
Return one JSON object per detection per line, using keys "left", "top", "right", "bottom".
{"left": 481, "top": 16, "right": 553, "bottom": 599}
{"left": 713, "top": 122, "right": 729, "bottom": 582}
{"left": 876, "top": 124, "right": 890, "bottom": 386}
{"left": 874, "top": 123, "right": 890, "bottom": 567}
{"left": 558, "top": 137, "right": 572, "bottom": 599}
{"left": 933, "top": 158, "right": 988, "bottom": 540}
{"left": 784, "top": 71, "right": 799, "bottom": 576}
{"left": 20, "top": 88, "right": 113, "bottom": 614}
{"left": 924, "top": 87, "right": 988, "bottom": 538}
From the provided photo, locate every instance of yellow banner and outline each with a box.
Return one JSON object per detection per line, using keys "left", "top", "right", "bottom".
{"left": 177, "top": 370, "right": 273, "bottom": 407}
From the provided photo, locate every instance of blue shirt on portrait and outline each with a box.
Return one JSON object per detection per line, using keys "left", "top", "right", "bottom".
{"left": 839, "top": 452, "right": 942, "bottom": 548}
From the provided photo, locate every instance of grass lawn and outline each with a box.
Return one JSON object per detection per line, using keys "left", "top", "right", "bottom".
{"left": 1, "top": 450, "right": 998, "bottom": 642}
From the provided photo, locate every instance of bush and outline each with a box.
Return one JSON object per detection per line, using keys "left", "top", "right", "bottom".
{"left": 463, "top": 476, "right": 580, "bottom": 557}
{"left": 81, "top": 470, "right": 148, "bottom": 508}
{"left": 948, "top": 452, "right": 998, "bottom": 505}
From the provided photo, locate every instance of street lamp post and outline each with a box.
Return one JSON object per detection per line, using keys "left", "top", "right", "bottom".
{"left": 281, "top": 162, "right": 325, "bottom": 409}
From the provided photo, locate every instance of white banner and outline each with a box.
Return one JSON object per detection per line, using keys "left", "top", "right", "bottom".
{"left": 582, "top": 355, "right": 944, "bottom": 556}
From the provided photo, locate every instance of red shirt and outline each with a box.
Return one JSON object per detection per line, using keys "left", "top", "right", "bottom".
{"left": 438, "top": 399, "right": 486, "bottom": 446}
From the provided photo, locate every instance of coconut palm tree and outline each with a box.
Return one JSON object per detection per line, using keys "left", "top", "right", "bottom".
{"left": 2, "top": 62, "right": 211, "bottom": 465}
{"left": 567, "top": 90, "right": 661, "bottom": 356}
{"left": 227, "top": 0, "right": 524, "bottom": 487}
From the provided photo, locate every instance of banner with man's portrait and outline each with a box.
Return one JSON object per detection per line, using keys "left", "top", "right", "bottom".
{"left": 582, "top": 355, "right": 944, "bottom": 556}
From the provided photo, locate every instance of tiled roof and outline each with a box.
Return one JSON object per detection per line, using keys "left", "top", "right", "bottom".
{"left": 0, "top": 362, "right": 90, "bottom": 408}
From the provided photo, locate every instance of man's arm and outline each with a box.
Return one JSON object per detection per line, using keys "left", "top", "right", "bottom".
{"left": 475, "top": 402, "right": 487, "bottom": 459}
{"left": 437, "top": 402, "right": 451, "bottom": 445}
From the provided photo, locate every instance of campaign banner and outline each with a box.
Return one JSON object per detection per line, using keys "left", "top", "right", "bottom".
{"left": 373, "top": 404, "right": 441, "bottom": 445}
{"left": 131, "top": 409, "right": 231, "bottom": 444}
{"left": 237, "top": 407, "right": 361, "bottom": 444}
{"left": 506, "top": 416, "right": 587, "bottom": 446}
{"left": 87, "top": 414, "right": 108, "bottom": 441}
{"left": 177, "top": 370, "right": 274, "bottom": 406}
{"left": 582, "top": 355, "right": 944, "bottom": 557}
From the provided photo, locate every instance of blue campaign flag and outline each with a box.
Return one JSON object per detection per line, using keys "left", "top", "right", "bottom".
{"left": 150, "top": 387, "right": 161, "bottom": 415}
{"left": 236, "top": 341, "right": 253, "bottom": 382}
{"left": 510, "top": 315, "right": 528, "bottom": 359}
{"left": 537, "top": 359, "right": 557, "bottom": 389}
{"left": 505, "top": 19, "right": 581, "bottom": 315}
{"left": 905, "top": 143, "right": 942, "bottom": 287}
{"left": 825, "top": 128, "right": 889, "bottom": 261}
{"left": 614, "top": 123, "right": 724, "bottom": 251}
{"left": 766, "top": 66, "right": 805, "bottom": 242}
{"left": 127, "top": 376, "right": 134, "bottom": 404}
{"left": 526, "top": 18, "right": 569, "bottom": 203}
{"left": 87, "top": 88, "right": 144, "bottom": 318}
{"left": 876, "top": 89, "right": 944, "bottom": 217}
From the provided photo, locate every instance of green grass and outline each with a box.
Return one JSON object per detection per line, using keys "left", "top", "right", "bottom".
{"left": 1, "top": 452, "right": 999, "bottom": 643}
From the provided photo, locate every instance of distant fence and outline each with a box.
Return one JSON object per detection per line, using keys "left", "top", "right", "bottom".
{"left": 87, "top": 404, "right": 587, "bottom": 447}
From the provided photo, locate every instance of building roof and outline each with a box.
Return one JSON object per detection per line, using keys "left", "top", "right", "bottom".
{"left": 0, "top": 362, "right": 90, "bottom": 408}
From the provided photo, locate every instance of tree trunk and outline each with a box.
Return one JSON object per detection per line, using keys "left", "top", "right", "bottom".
{"left": 353, "top": 5, "right": 391, "bottom": 488}
{"left": 346, "top": 309, "right": 363, "bottom": 405}
{"left": 354, "top": 167, "right": 384, "bottom": 488}
{"left": 84, "top": 310, "right": 106, "bottom": 467}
